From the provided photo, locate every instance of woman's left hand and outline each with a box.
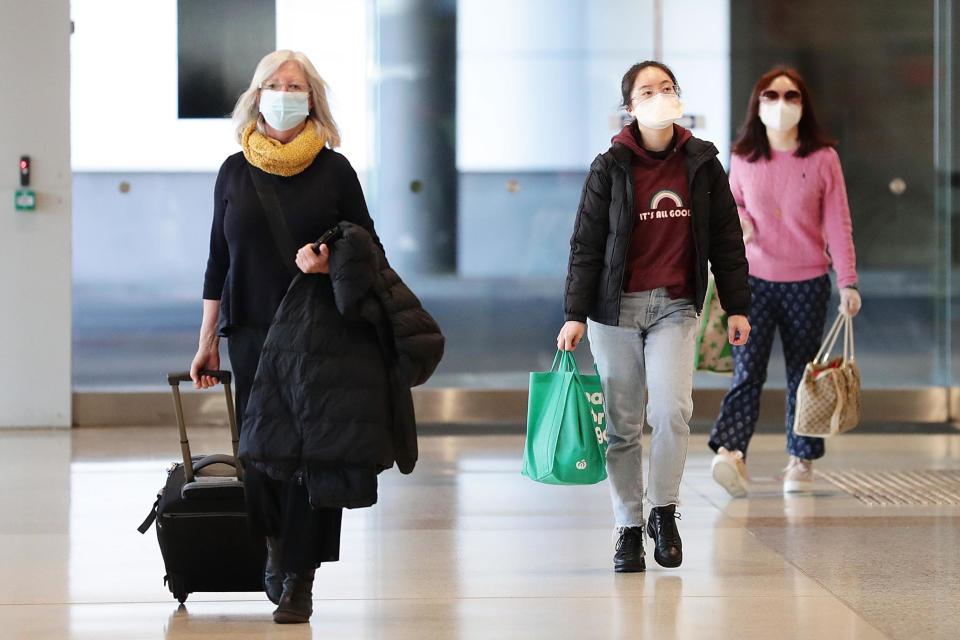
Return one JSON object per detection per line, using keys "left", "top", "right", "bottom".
{"left": 296, "top": 243, "right": 330, "bottom": 274}
{"left": 727, "top": 314, "right": 751, "bottom": 346}
{"left": 839, "top": 287, "right": 862, "bottom": 317}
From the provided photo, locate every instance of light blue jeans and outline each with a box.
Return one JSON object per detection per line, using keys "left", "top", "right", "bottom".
{"left": 587, "top": 288, "right": 698, "bottom": 527}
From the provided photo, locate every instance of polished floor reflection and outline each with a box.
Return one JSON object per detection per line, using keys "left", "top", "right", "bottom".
{"left": 1, "top": 428, "right": 958, "bottom": 639}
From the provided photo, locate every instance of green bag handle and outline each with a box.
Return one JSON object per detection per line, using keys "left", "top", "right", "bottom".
{"left": 550, "top": 350, "right": 583, "bottom": 374}
{"left": 549, "top": 350, "right": 563, "bottom": 371}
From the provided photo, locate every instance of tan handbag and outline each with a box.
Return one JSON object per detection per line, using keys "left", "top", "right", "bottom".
{"left": 793, "top": 314, "right": 861, "bottom": 437}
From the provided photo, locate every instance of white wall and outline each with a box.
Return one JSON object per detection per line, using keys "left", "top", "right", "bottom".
{"left": 662, "top": 0, "right": 730, "bottom": 165}
{"left": 0, "top": 0, "right": 73, "bottom": 427}
{"left": 456, "top": 0, "right": 729, "bottom": 172}
{"left": 457, "top": 0, "right": 654, "bottom": 172}
{"left": 70, "top": 0, "right": 371, "bottom": 172}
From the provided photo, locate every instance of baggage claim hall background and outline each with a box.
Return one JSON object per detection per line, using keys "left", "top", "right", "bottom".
{"left": 1, "top": 1, "right": 959, "bottom": 638}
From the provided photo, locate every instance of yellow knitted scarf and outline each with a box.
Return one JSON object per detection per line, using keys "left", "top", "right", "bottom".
{"left": 241, "top": 121, "right": 327, "bottom": 177}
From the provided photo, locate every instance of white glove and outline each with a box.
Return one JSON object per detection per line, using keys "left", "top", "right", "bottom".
{"left": 839, "top": 287, "right": 861, "bottom": 317}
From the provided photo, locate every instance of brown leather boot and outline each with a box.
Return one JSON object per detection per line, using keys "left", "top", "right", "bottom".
{"left": 272, "top": 569, "right": 315, "bottom": 624}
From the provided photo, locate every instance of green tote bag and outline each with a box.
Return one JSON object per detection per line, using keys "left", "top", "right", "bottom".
{"left": 522, "top": 350, "right": 608, "bottom": 485}
{"left": 694, "top": 275, "right": 733, "bottom": 374}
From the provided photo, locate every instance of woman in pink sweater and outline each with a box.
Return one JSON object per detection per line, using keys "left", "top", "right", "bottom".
{"left": 709, "top": 67, "right": 861, "bottom": 497}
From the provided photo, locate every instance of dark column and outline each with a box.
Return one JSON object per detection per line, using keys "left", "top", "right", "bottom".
{"left": 376, "top": 0, "right": 457, "bottom": 274}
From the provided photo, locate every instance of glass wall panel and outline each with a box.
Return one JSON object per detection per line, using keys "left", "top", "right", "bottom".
{"left": 939, "top": 0, "right": 960, "bottom": 397}
{"left": 70, "top": 0, "right": 373, "bottom": 387}
{"left": 72, "top": 0, "right": 958, "bottom": 399}
{"left": 730, "top": 0, "right": 945, "bottom": 387}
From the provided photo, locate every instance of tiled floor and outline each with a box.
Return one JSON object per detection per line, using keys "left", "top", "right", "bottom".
{"left": 1, "top": 428, "right": 957, "bottom": 639}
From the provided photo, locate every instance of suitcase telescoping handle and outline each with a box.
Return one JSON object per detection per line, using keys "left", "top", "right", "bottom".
{"left": 166, "top": 370, "right": 232, "bottom": 385}
{"left": 167, "top": 370, "right": 242, "bottom": 484}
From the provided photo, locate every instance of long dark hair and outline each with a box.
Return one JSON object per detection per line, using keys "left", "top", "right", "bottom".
{"left": 732, "top": 67, "right": 836, "bottom": 162}
{"left": 620, "top": 61, "right": 679, "bottom": 109}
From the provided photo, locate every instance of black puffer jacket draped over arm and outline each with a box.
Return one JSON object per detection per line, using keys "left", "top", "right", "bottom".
{"left": 239, "top": 223, "right": 444, "bottom": 507}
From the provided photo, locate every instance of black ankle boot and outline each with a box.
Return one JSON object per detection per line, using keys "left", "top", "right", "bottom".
{"left": 264, "top": 537, "right": 283, "bottom": 605}
{"left": 273, "top": 569, "right": 315, "bottom": 624}
{"left": 613, "top": 526, "right": 646, "bottom": 573}
{"left": 646, "top": 505, "right": 682, "bottom": 568}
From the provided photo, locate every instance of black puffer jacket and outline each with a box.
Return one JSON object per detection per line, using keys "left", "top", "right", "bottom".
{"left": 238, "top": 222, "right": 444, "bottom": 508}
{"left": 564, "top": 135, "right": 750, "bottom": 325}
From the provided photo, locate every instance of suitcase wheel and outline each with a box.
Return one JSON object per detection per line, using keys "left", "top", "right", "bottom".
{"left": 166, "top": 573, "right": 189, "bottom": 604}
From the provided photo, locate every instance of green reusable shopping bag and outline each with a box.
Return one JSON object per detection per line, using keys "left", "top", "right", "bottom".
{"left": 522, "top": 350, "right": 608, "bottom": 485}
{"left": 694, "top": 275, "right": 733, "bottom": 374}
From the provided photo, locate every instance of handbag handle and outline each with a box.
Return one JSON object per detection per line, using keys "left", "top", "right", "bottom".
{"left": 843, "top": 314, "right": 856, "bottom": 362}
{"left": 813, "top": 314, "right": 856, "bottom": 365}
{"left": 813, "top": 314, "right": 845, "bottom": 365}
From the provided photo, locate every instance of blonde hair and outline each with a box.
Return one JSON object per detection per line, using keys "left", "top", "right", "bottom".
{"left": 232, "top": 50, "right": 341, "bottom": 147}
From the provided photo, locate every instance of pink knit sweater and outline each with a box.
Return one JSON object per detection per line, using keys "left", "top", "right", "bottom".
{"left": 730, "top": 146, "right": 857, "bottom": 288}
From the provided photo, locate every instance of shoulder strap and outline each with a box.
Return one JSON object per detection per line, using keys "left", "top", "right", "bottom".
{"left": 247, "top": 165, "right": 299, "bottom": 276}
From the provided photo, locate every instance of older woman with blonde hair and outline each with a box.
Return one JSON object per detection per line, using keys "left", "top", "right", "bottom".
{"left": 190, "top": 50, "right": 383, "bottom": 624}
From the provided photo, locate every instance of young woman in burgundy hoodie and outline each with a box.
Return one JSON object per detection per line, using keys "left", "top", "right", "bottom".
{"left": 708, "top": 67, "right": 861, "bottom": 498}
{"left": 559, "top": 61, "right": 751, "bottom": 573}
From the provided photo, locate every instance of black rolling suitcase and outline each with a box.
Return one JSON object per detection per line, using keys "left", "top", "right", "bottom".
{"left": 137, "top": 369, "right": 266, "bottom": 603}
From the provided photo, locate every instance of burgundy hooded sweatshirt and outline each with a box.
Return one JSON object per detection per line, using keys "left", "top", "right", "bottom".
{"left": 612, "top": 122, "right": 695, "bottom": 299}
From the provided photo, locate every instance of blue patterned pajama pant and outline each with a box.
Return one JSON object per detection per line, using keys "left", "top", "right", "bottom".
{"left": 709, "top": 274, "right": 832, "bottom": 460}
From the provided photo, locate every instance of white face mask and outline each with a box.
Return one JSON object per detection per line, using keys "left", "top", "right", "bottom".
{"left": 259, "top": 89, "right": 310, "bottom": 132}
{"left": 633, "top": 93, "right": 684, "bottom": 130}
{"left": 759, "top": 101, "right": 802, "bottom": 132}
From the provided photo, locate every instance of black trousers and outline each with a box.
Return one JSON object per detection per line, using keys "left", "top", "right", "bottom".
{"left": 228, "top": 325, "right": 343, "bottom": 572}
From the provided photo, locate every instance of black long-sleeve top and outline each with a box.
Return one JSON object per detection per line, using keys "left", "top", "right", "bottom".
{"left": 203, "top": 149, "right": 381, "bottom": 335}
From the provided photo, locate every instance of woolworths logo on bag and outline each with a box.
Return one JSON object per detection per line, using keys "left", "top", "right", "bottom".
{"left": 586, "top": 391, "right": 606, "bottom": 445}
{"left": 576, "top": 460, "right": 588, "bottom": 470}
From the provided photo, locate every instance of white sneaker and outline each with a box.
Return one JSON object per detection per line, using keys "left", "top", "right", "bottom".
{"left": 711, "top": 447, "right": 748, "bottom": 498}
{"left": 783, "top": 456, "right": 814, "bottom": 493}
